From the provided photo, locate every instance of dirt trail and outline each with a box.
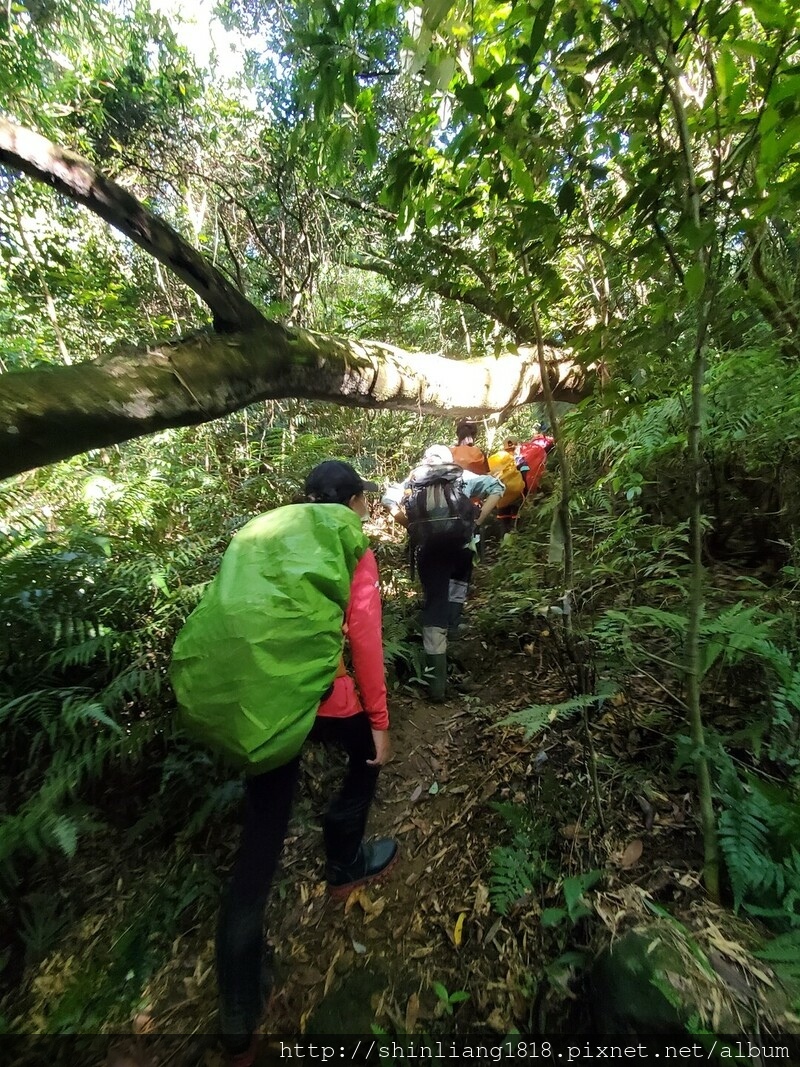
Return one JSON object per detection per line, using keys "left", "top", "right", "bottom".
{"left": 129, "top": 629, "right": 556, "bottom": 1062}
{"left": 18, "top": 610, "right": 715, "bottom": 1067}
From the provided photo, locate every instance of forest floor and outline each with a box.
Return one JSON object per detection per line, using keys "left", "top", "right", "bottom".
{"left": 94, "top": 653, "right": 701, "bottom": 1067}
{"left": 6, "top": 544, "right": 792, "bottom": 1065}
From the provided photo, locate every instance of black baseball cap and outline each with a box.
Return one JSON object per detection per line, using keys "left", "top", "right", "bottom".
{"left": 305, "top": 460, "right": 379, "bottom": 504}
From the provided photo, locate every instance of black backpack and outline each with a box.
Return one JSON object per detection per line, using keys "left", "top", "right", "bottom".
{"left": 404, "top": 464, "right": 476, "bottom": 560}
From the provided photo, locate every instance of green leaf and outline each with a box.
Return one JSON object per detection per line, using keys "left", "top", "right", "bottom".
{"left": 556, "top": 181, "right": 577, "bottom": 216}
{"left": 510, "top": 159, "right": 537, "bottom": 201}
{"left": 748, "top": 0, "right": 790, "bottom": 30}
{"left": 529, "top": 0, "right": 556, "bottom": 58}
{"left": 422, "top": 0, "right": 456, "bottom": 32}
{"left": 563, "top": 870, "right": 603, "bottom": 921}
{"left": 361, "top": 118, "right": 379, "bottom": 166}
{"left": 715, "top": 48, "right": 738, "bottom": 100}
{"left": 684, "top": 262, "right": 706, "bottom": 300}
{"left": 150, "top": 571, "right": 170, "bottom": 596}
{"left": 454, "top": 82, "right": 487, "bottom": 115}
{"left": 50, "top": 816, "right": 78, "bottom": 858}
{"left": 540, "top": 907, "right": 567, "bottom": 926}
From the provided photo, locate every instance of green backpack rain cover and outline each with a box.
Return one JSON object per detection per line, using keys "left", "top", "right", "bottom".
{"left": 170, "top": 503, "right": 368, "bottom": 774}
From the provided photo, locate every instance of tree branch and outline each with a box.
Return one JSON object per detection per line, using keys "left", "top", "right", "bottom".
{"left": 348, "top": 253, "right": 527, "bottom": 339}
{"left": 1, "top": 327, "right": 588, "bottom": 479}
{"left": 327, "top": 189, "right": 496, "bottom": 291}
{"left": 0, "top": 117, "right": 265, "bottom": 332}
{"left": 0, "top": 120, "right": 589, "bottom": 479}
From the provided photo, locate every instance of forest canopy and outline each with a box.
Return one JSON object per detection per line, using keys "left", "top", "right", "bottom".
{"left": 6, "top": 0, "right": 799, "bottom": 476}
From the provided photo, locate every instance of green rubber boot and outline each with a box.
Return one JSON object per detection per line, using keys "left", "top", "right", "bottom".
{"left": 424, "top": 653, "right": 448, "bottom": 703}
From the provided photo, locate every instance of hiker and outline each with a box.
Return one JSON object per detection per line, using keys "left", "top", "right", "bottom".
{"left": 517, "top": 427, "right": 555, "bottom": 499}
{"left": 451, "top": 417, "right": 490, "bottom": 475}
{"left": 488, "top": 440, "right": 526, "bottom": 537}
{"left": 170, "top": 460, "right": 397, "bottom": 1066}
{"left": 382, "top": 445, "right": 503, "bottom": 702}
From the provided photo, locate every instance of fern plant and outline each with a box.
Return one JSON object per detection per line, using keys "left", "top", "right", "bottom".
{"left": 0, "top": 478, "right": 223, "bottom": 889}
{"left": 715, "top": 751, "right": 800, "bottom": 927}
{"left": 755, "top": 928, "right": 800, "bottom": 984}
{"left": 499, "top": 694, "right": 598, "bottom": 740}
{"left": 490, "top": 840, "right": 539, "bottom": 917}
{"left": 488, "top": 802, "right": 556, "bottom": 916}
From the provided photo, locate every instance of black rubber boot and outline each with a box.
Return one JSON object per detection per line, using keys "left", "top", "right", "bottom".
{"left": 326, "top": 838, "right": 399, "bottom": 899}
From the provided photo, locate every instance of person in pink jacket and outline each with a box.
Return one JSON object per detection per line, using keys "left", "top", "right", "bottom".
{"left": 217, "top": 460, "right": 396, "bottom": 1066}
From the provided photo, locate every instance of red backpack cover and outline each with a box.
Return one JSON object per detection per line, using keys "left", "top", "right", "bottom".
{"left": 518, "top": 436, "right": 553, "bottom": 495}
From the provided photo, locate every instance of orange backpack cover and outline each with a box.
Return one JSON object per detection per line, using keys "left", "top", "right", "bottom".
{"left": 451, "top": 443, "right": 489, "bottom": 475}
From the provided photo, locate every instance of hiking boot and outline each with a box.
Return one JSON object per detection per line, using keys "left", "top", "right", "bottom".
{"left": 219, "top": 949, "right": 273, "bottom": 1066}
{"left": 326, "top": 838, "right": 399, "bottom": 899}
{"left": 224, "top": 1035, "right": 259, "bottom": 1067}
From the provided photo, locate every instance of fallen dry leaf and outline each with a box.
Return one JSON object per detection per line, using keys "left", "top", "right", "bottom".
{"left": 364, "top": 897, "right": 387, "bottom": 923}
{"left": 453, "top": 912, "right": 466, "bottom": 947}
{"left": 485, "top": 916, "right": 503, "bottom": 944}
{"left": 485, "top": 1007, "right": 508, "bottom": 1032}
{"left": 619, "top": 839, "right": 644, "bottom": 868}
{"left": 473, "top": 882, "right": 490, "bottom": 914}
{"left": 404, "top": 992, "right": 420, "bottom": 1034}
{"left": 345, "top": 887, "right": 386, "bottom": 919}
{"left": 294, "top": 966, "right": 326, "bottom": 987}
{"left": 562, "top": 823, "right": 589, "bottom": 840}
{"left": 344, "top": 887, "right": 366, "bottom": 915}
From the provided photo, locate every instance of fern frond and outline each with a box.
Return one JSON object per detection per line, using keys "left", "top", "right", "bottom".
{"left": 489, "top": 843, "right": 535, "bottom": 916}
{"left": 755, "top": 928, "right": 800, "bottom": 963}
{"left": 718, "top": 802, "right": 771, "bottom": 911}
{"left": 47, "top": 630, "right": 118, "bottom": 670}
{"left": 500, "top": 694, "right": 596, "bottom": 739}
{"left": 49, "top": 815, "right": 79, "bottom": 858}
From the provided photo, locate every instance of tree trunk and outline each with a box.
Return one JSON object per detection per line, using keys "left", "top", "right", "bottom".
{"left": 0, "top": 116, "right": 589, "bottom": 479}
{"left": 0, "top": 326, "right": 588, "bottom": 479}
{"left": 0, "top": 117, "right": 263, "bottom": 332}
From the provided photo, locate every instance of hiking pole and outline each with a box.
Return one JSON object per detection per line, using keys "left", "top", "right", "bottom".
{"left": 477, "top": 525, "right": 485, "bottom": 563}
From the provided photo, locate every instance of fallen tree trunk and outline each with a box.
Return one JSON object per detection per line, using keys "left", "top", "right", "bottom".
{"left": 1, "top": 325, "right": 587, "bottom": 479}
{"left": 0, "top": 117, "right": 589, "bottom": 480}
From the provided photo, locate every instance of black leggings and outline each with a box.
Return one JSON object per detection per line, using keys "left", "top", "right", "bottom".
{"left": 216, "top": 712, "right": 379, "bottom": 1049}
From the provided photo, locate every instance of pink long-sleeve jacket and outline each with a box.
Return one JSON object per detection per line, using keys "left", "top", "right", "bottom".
{"left": 316, "top": 549, "right": 389, "bottom": 731}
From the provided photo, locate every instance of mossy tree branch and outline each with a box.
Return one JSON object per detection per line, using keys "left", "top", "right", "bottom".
{"left": 0, "top": 119, "right": 590, "bottom": 479}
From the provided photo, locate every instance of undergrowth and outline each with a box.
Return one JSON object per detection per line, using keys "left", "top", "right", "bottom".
{"left": 481, "top": 379, "right": 800, "bottom": 948}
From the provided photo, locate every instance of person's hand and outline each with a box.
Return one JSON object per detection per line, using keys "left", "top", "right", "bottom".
{"left": 367, "top": 728, "right": 392, "bottom": 766}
